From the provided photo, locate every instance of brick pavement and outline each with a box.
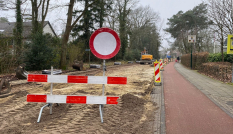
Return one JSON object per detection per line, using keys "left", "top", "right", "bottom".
{"left": 164, "top": 62, "right": 233, "bottom": 134}
{"left": 151, "top": 71, "right": 166, "bottom": 134}
{"left": 175, "top": 62, "right": 233, "bottom": 118}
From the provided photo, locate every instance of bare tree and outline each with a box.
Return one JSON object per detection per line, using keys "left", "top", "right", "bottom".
{"left": 207, "top": 0, "right": 233, "bottom": 61}
{"left": 127, "top": 5, "right": 160, "bottom": 48}
{"left": 128, "top": 5, "right": 159, "bottom": 28}
{"left": 30, "top": 0, "right": 50, "bottom": 33}
{"left": 60, "top": 0, "right": 96, "bottom": 69}
{"left": 115, "top": 0, "right": 138, "bottom": 58}
{"left": 106, "top": 0, "right": 118, "bottom": 30}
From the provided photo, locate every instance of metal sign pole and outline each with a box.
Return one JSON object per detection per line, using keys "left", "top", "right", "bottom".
{"left": 188, "top": 35, "right": 196, "bottom": 70}
{"left": 100, "top": 59, "right": 106, "bottom": 123}
{"left": 89, "top": 50, "right": 90, "bottom": 66}
{"left": 102, "top": 60, "right": 106, "bottom": 95}
{"left": 191, "top": 43, "right": 193, "bottom": 69}
{"left": 232, "top": 63, "right": 233, "bottom": 83}
{"left": 50, "top": 66, "right": 53, "bottom": 114}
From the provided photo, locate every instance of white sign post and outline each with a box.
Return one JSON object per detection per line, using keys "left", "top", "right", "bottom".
{"left": 188, "top": 35, "right": 196, "bottom": 69}
{"left": 89, "top": 27, "right": 121, "bottom": 123}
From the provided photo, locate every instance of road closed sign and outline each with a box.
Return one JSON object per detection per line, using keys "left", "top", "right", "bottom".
{"left": 89, "top": 27, "right": 121, "bottom": 59}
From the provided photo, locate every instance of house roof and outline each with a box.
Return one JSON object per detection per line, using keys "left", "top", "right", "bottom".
{"left": 0, "top": 21, "right": 57, "bottom": 38}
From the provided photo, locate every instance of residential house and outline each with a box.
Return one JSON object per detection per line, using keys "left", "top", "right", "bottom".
{"left": 0, "top": 21, "right": 57, "bottom": 45}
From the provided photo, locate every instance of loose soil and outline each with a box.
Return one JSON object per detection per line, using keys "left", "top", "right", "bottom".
{"left": 0, "top": 64, "right": 157, "bottom": 134}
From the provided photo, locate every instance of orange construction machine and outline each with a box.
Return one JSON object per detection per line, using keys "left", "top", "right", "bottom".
{"left": 140, "top": 47, "right": 154, "bottom": 64}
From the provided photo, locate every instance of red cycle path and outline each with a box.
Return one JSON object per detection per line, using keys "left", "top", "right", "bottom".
{"left": 164, "top": 62, "right": 233, "bottom": 134}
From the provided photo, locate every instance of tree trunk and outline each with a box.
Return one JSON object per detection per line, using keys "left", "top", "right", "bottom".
{"left": 15, "top": 0, "right": 23, "bottom": 60}
{"left": 99, "top": 0, "right": 104, "bottom": 28}
{"left": 60, "top": 0, "right": 74, "bottom": 70}
{"left": 31, "top": 0, "right": 43, "bottom": 34}
{"left": 220, "top": 26, "right": 224, "bottom": 62}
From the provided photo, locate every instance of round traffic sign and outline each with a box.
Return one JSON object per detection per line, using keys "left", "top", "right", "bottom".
{"left": 89, "top": 27, "right": 121, "bottom": 59}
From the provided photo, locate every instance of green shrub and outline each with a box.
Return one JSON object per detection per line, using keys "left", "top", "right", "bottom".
{"left": 208, "top": 52, "right": 233, "bottom": 63}
{"left": 124, "top": 50, "right": 133, "bottom": 61}
{"left": 67, "top": 43, "right": 85, "bottom": 66}
{"left": 0, "top": 35, "right": 17, "bottom": 74}
{"left": 23, "top": 33, "right": 60, "bottom": 70}
{"left": 131, "top": 49, "right": 141, "bottom": 60}
{"left": 123, "top": 49, "right": 141, "bottom": 61}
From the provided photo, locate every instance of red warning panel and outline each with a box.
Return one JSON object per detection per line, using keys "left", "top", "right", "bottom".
{"left": 155, "top": 66, "right": 160, "bottom": 76}
{"left": 27, "top": 74, "right": 48, "bottom": 82}
{"left": 27, "top": 94, "right": 47, "bottom": 103}
{"left": 68, "top": 76, "right": 88, "bottom": 83}
{"left": 106, "top": 97, "right": 119, "bottom": 104}
{"left": 107, "top": 77, "right": 127, "bottom": 84}
{"left": 66, "top": 96, "right": 87, "bottom": 104}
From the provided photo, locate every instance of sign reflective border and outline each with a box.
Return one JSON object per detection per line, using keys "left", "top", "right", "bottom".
{"left": 227, "top": 34, "right": 233, "bottom": 54}
{"left": 89, "top": 27, "right": 121, "bottom": 59}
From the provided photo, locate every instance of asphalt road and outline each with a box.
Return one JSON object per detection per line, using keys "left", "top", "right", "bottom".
{"left": 164, "top": 62, "right": 233, "bottom": 134}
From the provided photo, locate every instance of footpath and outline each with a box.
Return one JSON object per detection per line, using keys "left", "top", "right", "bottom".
{"left": 163, "top": 62, "right": 233, "bottom": 134}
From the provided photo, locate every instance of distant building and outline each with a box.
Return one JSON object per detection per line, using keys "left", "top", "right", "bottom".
{"left": 0, "top": 21, "right": 57, "bottom": 38}
{"left": 0, "top": 21, "right": 57, "bottom": 54}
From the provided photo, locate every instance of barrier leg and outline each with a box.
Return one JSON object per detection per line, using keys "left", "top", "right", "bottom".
{"left": 99, "top": 104, "right": 104, "bottom": 123}
{"left": 37, "top": 103, "right": 50, "bottom": 123}
{"left": 50, "top": 103, "right": 52, "bottom": 114}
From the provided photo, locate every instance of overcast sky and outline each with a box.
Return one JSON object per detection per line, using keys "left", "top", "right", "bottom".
{"left": 0, "top": 0, "right": 205, "bottom": 48}
{"left": 139, "top": 0, "right": 205, "bottom": 48}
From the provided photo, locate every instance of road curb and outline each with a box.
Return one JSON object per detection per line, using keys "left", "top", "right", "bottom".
{"left": 160, "top": 71, "right": 166, "bottom": 134}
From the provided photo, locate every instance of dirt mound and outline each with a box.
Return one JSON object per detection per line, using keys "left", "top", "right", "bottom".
{"left": 121, "top": 93, "right": 146, "bottom": 110}
{"left": 96, "top": 93, "right": 154, "bottom": 134}
{"left": 0, "top": 90, "right": 28, "bottom": 104}
{"left": 0, "top": 64, "right": 157, "bottom": 133}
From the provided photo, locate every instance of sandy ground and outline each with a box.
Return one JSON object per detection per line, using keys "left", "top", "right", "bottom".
{"left": 0, "top": 64, "right": 157, "bottom": 134}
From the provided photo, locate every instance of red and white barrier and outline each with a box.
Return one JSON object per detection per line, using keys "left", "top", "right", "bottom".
{"left": 27, "top": 94, "right": 119, "bottom": 104}
{"left": 27, "top": 73, "right": 126, "bottom": 123}
{"left": 164, "top": 59, "right": 167, "bottom": 66}
{"left": 154, "top": 61, "right": 161, "bottom": 83}
{"left": 27, "top": 74, "right": 127, "bottom": 84}
{"left": 159, "top": 59, "right": 164, "bottom": 71}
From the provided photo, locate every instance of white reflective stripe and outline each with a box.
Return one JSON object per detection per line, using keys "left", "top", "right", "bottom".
{"left": 88, "top": 76, "right": 107, "bottom": 84}
{"left": 86, "top": 96, "right": 107, "bottom": 104}
{"left": 48, "top": 75, "right": 68, "bottom": 83}
{"left": 155, "top": 64, "right": 159, "bottom": 72}
{"left": 47, "top": 95, "right": 67, "bottom": 103}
